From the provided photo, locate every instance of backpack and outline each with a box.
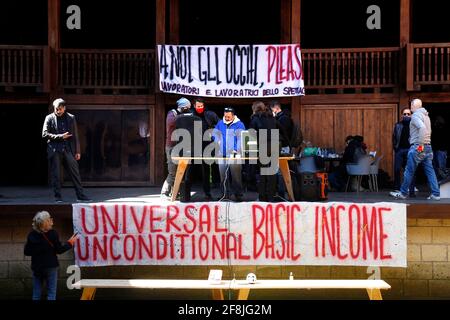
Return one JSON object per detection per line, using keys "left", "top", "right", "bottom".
{"left": 290, "top": 120, "right": 303, "bottom": 148}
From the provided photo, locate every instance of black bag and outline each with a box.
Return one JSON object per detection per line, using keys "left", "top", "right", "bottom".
{"left": 294, "top": 172, "right": 321, "bottom": 201}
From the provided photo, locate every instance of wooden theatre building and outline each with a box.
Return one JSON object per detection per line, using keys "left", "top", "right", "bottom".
{"left": 1, "top": 0, "right": 449, "bottom": 188}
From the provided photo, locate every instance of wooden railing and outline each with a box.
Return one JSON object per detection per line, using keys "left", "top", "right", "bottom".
{"left": 58, "top": 49, "right": 155, "bottom": 91}
{"left": 407, "top": 43, "right": 450, "bottom": 90}
{"left": 0, "top": 45, "right": 47, "bottom": 88}
{"left": 301, "top": 47, "right": 400, "bottom": 89}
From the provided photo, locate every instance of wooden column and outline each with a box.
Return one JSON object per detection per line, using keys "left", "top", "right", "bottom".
{"left": 47, "top": 0, "right": 61, "bottom": 100}
{"left": 280, "top": 0, "right": 292, "bottom": 44}
{"left": 154, "top": 0, "right": 167, "bottom": 185}
{"left": 291, "top": 0, "right": 301, "bottom": 125}
{"left": 169, "top": 0, "right": 180, "bottom": 44}
{"left": 399, "top": 0, "right": 412, "bottom": 113}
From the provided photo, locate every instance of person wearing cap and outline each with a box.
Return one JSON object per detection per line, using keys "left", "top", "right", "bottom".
{"left": 24, "top": 210, "right": 78, "bottom": 300}
{"left": 161, "top": 97, "right": 192, "bottom": 199}
{"left": 390, "top": 99, "right": 440, "bottom": 200}
{"left": 42, "top": 98, "right": 90, "bottom": 202}
{"left": 213, "top": 107, "right": 246, "bottom": 201}
{"left": 192, "top": 98, "right": 220, "bottom": 200}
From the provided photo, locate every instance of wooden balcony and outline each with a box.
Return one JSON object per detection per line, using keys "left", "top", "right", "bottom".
{"left": 58, "top": 49, "right": 156, "bottom": 94}
{"left": 0, "top": 45, "right": 48, "bottom": 92}
{"left": 302, "top": 47, "right": 400, "bottom": 93}
{"left": 407, "top": 43, "right": 450, "bottom": 91}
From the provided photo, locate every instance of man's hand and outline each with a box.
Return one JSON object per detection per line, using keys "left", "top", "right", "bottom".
{"left": 67, "top": 233, "right": 79, "bottom": 246}
{"left": 62, "top": 132, "right": 72, "bottom": 140}
{"left": 75, "top": 153, "right": 81, "bottom": 161}
{"left": 416, "top": 145, "right": 424, "bottom": 153}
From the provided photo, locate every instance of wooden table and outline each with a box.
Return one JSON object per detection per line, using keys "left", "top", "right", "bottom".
{"left": 74, "top": 279, "right": 390, "bottom": 300}
{"left": 74, "top": 279, "right": 229, "bottom": 300}
{"left": 230, "top": 279, "right": 391, "bottom": 300}
{"left": 171, "top": 156, "right": 295, "bottom": 201}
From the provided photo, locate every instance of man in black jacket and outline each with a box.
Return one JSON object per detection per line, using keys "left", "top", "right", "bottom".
{"left": 192, "top": 98, "right": 219, "bottom": 200}
{"left": 42, "top": 98, "right": 90, "bottom": 202}
{"left": 173, "top": 105, "right": 202, "bottom": 201}
{"left": 393, "top": 107, "right": 415, "bottom": 194}
{"left": 270, "top": 100, "right": 292, "bottom": 153}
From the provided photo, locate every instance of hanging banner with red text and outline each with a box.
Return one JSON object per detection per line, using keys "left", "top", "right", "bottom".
{"left": 157, "top": 44, "right": 305, "bottom": 98}
{"left": 72, "top": 202, "right": 406, "bottom": 267}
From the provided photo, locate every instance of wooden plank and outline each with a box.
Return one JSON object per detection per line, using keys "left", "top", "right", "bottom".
{"left": 80, "top": 288, "right": 96, "bottom": 300}
{"left": 366, "top": 288, "right": 383, "bottom": 300}
{"left": 400, "top": 0, "right": 411, "bottom": 47}
{"left": 280, "top": 0, "right": 291, "bottom": 43}
{"left": 169, "top": 0, "right": 179, "bottom": 44}
{"left": 291, "top": 0, "right": 301, "bottom": 44}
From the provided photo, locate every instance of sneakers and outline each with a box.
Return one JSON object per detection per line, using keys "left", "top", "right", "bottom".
{"left": 427, "top": 195, "right": 441, "bottom": 201}
{"left": 389, "top": 191, "right": 407, "bottom": 199}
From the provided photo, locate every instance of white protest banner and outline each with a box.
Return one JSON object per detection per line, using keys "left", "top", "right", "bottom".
{"left": 72, "top": 202, "right": 406, "bottom": 267}
{"left": 157, "top": 44, "right": 305, "bottom": 98}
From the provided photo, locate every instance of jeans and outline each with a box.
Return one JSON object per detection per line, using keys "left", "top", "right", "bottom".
{"left": 218, "top": 161, "right": 243, "bottom": 196}
{"left": 394, "top": 148, "right": 416, "bottom": 194}
{"left": 32, "top": 267, "right": 58, "bottom": 300}
{"left": 400, "top": 145, "right": 440, "bottom": 197}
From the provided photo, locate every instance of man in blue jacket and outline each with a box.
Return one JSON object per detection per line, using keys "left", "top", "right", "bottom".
{"left": 213, "top": 107, "right": 246, "bottom": 201}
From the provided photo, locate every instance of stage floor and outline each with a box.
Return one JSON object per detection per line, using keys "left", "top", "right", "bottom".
{"left": 0, "top": 186, "right": 449, "bottom": 205}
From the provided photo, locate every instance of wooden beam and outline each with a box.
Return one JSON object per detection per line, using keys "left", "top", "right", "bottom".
{"left": 155, "top": 0, "right": 167, "bottom": 185}
{"left": 280, "top": 0, "right": 291, "bottom": 43}
{"left": 300, "top": 93, "right": 400, "bottom": 105}
{"left": 169, "top": 0, "right": 180, "bottom": 44}
{"left": 399, "top": 0, "right": 411, "bottom": 109}
{"left": 291, "top": 0, "right": 301, "bottom": 44}
{"left": 59, "top": 94, "right": 156, "bottom": 105}
{"left": 48, "top": 0, "right": 61, "bottom": 98}
{"left": 400, "top": 0, "right": 411, "bottom": 47}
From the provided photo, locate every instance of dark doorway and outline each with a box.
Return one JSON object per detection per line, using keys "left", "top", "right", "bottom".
{"left": 0, "top": 0, "right": 47, "bottom": 45}
{"left": 301, "top": 0, "right": 400, "bottom": 48}
{"left": 0, "top": 105, "right": 48, "bottom": 185}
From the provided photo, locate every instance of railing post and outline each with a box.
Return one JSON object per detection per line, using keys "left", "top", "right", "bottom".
{"left": 42, "top": 47, "right": 51, "bottom": 93}
{"left": 406, "top": 44, "right": 415, "bottom": 91}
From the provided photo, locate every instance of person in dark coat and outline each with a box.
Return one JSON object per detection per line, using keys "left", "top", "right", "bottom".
{"left": 42, "top": 98, "right": 91, "bottom": 202}
{"left": 250, "top": 101, "right": 278, "bottom": 202}
{"left": 24, "top": 211, "right": 78, "bottom": 300}
{"left": 192, "top": 98, "right": 219, "bottom": 200}
{"left": 173, "top": 105, "right": 202, "bottom": 201}
{"left": 393, "top": 108, "right": 415, "bottom": 193}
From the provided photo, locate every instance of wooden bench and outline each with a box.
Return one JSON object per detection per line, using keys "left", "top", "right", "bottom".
{"left": 73, "top": 279, "right": 390, "bottom": 300}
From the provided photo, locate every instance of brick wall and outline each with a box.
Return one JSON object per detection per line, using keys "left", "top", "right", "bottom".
{"left": 2, "top": 214, "right": 450, "bottom": 299}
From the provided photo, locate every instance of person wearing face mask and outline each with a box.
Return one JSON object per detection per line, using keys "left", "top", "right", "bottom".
{"left": 192, "top": 98, "right": 219, "bottom": 200}
{"left": 392, "top": 107, "right": 416, "bottom": 196}
{"left": 390, "top": 99, "right": 440, "bottom": 200}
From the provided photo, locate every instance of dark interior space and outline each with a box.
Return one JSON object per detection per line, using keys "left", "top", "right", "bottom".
{"left": 60, "top": 0, "right": 156, "bottom": 48}
{"left": 0, "top": 0, "right": 48, "bottom": 45}
{"left": 179, "top": 0, "right": 281, "bottom": 45}
{"left": 0, "top": 105, "right": 49, "bottom": 186}
{"left": 412, "top": 0, "right": 450, "bottom": 43}
{"left": 301, "top": 0, "right": 400, "bottom": 48}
